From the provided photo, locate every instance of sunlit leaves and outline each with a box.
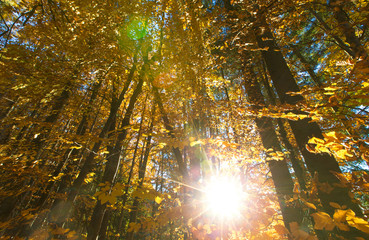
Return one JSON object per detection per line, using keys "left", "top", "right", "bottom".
{"left": 94, "top": 182, "right": 126, "bottom": 204}
{"left": 311, "top": 212, "right": 336, "bottom": 231}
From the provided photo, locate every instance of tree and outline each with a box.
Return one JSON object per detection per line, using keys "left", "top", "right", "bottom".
{"left": 1, "top": 0, "right": 369, "bottom": 239}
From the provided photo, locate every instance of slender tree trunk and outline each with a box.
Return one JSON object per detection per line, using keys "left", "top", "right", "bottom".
{"left": 0, "top": 94, "right": 16, "bottom": 121}
{"left": 21, "top": 77, "right": 106, "bottom": 237}
{"left": 98, "top": 208, "right": 111, "bottom": 240}
{"left": 33, "top": 83, "right": 72, "bottom": 158}
{"left": 35, "top": 77, "right": 104, "bottom": 211}
{"left": 115, "top": 126, "right": 142, "bottom": 238}
{"left": 126, "top": 118, "right": 155, "bottom": 240}
{"left": 308, "top": 8, "right": 356, "bottom": 58}
{"left": 0, "top": 79, "right": 73, "bottom": 225}
{"left": 152, "top": 86, "right": 189, "bottom": 180}
{"left": 290, "top": 44, "right": 322, "bottom": 87}
{"left": 48, "top": 58, "right": 137, "bottom": 227}
{"left": 0, "top": 96, "right": 18, "bottom": 144}
{"left": 87, "top": 61, "right": 146, "bottom": 240}
{"left": 329, "top": 0, "right": 368, "bottom": 60}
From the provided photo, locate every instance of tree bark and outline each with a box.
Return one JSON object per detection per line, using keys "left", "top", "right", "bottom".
{"left": 243, "top": 69, "right": 303, "bottom": 230}
{"left": 329, "top": 0, "right": 368, "bottom": 60}
{"left": 253, "top": 15, "right": 367, "bottom": 238}
{"left": 126, "top": 117, "right": 155, "bottom": 240}
{"left": 87, "top": 60, "right": 147, "bottom": 240}
{"left": 309, "top": 8, "right": 356, "bottom": 58}
{"left": 258, "top": 65, "right": 308, "bottom": 190}
{"left": 152, "top": 86, "right": 189, "bottom": 180}
{"left": 48, "top": 58, "right": 137, "bottom": 227}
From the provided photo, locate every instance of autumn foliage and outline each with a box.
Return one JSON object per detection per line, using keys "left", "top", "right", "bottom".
{"left": 1, "top": 0, "right": 369, "bottom": 239}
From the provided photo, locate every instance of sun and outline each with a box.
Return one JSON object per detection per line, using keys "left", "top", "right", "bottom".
{"left": 203, "top": 175, "right": 246, "bottom": 220}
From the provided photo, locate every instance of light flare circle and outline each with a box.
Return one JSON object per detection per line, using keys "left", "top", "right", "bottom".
{"left": 203, "top": 175, "right": 246, "bottom": 220}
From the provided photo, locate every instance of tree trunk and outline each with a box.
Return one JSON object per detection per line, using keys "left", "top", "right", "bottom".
{"left": 87, "top": 61, "right": 146, "bottom": 240}
{"left": 243, "top": 69, "right": 303, "bottom": 230}
{"left": 126, "top": 118, "right": 154, "bottom": 240}
{"left": 33, "top": 83, "right": 71, "bottom": 158}
{"left": 48, "top": 58, "right": 137, "bottom": 227}
{"left": 329, "top": 0, "right": 368, "bottom": 60}
{"left": 0, "top": 95, "right": 18, "bottom": 144}
{"left": 290, "top": 44, "right": 322, "bottom": 87}
{"left": 152, "top": 86, "right": 189, "bottom": 180}
{"left": 254, "top": 15, "right": 367, "bottom": 238}
{"left": 258, "top": 66, "right": 308, "bottom": 190}
{"left": 0, "top": 80, "right": 72, "bottom": 225}
{"left": 308, "top": 8, "right": 355, "bottom": 58}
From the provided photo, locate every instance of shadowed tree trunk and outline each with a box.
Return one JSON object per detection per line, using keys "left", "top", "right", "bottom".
{"left": 329, "top": 0, "right": 368, "bottom": 60}
{"left": 243, "top": 67, "right": 303, "bottom": 231}
{"left": 258, "top": 64, "right": 308, "bottom": 190}
{"left": 0, "top": 75, "right": 73, "bottom": 225}
{"left": 0, "top": 95, "right": 17, "bottom": 144}
{"left": 126, "top": 116, "right": 155, "bottom": 240}
{"left": 152, "top": 85, "right": 189, "bottom": 180}
{"left": 87, "top": 59, "right": 147, "bottom": 240}
{"left": 253, "top": 13, "right": 368, "bottom": 238}
{"left": 18, "top": 77, "right": 105, "bottom": 237}
{"left": 114, "top": 121, "right": 143, "bottom": 238}
{"left": 48, "top": 56, "right": 138, "bottom": 228}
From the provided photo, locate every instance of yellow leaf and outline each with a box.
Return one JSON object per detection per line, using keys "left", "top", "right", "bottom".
{"left": 70, "top": 145, "right": 82, "bottom": 149}
{"left": 329, "top": 202, "right": 341, "bottom": 209}
{"left": 302, "top": 200, "right": 317, "bottom": 210}
{"left": 336, "top": 222, "right": 350, "bottom": 231}
{"left": 345, "top": 210, "right": 369, "bottom": 233}
{"left": 274, "top": 224, "right": 289, "bottom": 236}
{"left": 333, "top": 209, "right": 348, "bottom": 222}
{"left": 100, "top": 194, "right": 110, "bottom": 204}
{"left": 155, "top": 196, "right": 163, "bottom": 204}
{"left": 362, "top": 82, "right": 369, "bottom": 88}
{"left": 324, "top": 131, "right": 338, "bottom": 140}
{"left": 52, "top": 227, "right": 69, "bottom": 235}
{"left": 308, "top": 137, "right": 325, "bottom": 145}
{"left": 324, "top": 86, "right": 339, "bottom": 91}
{"left": 311, "top": 212, "right": 335, "bottom": 231}
{"left": 127, "top": 222, "right": 141, "bottom": 232}
{"left": 190, "top": 140, "right": 205, "bottom": 147}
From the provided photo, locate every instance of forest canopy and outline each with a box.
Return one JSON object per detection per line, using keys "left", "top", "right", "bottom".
{"left": 1, "top": 0, "right": 369, "bottom": 239}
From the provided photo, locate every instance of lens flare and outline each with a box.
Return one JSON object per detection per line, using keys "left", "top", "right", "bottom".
{"left": 203, "top": 175, "right": 246, "bottom": 220}
{"left": 126, "top": 18, "right": 148, "bottom": 40}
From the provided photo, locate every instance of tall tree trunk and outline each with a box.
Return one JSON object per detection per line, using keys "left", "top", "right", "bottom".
{"left": 329, "top": 0, "right": 368, "bottom": 60}
{"left": 243, "top": 69, "right": 303, "bottom": 231}
{"left": 0, "top": 79, "right": 72, "bottom": 224}
{"left": 33, "top": 83, "right": 72, "bottom": 158}
{"left": 152, "top": 86, "right": 189, "bottom": 180}
{"left": 115, "top": 123, "right": 143, "bottom": 238}
{"left": 48, "top": 58, "right": 137, "bottom": 227}
{"left": 126, "top": 118, "right": 155, "bottom": 240}
{"left": 97, "top": 208, "right": 111, "bottom": 240}
{"left": 0, "top": 95, "right": 18, "bottom": 144}
{"left": 290, "top": 44, "right": 322, "bottom": 87}
{"left": 253, "top": 14, "right": 367, "bottom": 238}
{"left": 22, "top": 77, "right": 106, "bottom": 237}
{"left": 87, "top": 61, "right": 147, "bottom": 240}
{"left": 258, "top": 65, "right": 308, "bottom": 190}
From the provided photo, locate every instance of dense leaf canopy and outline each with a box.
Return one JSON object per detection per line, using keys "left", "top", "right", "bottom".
{"left": 0, "top": 0, "right": 369, "bottom": 239}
